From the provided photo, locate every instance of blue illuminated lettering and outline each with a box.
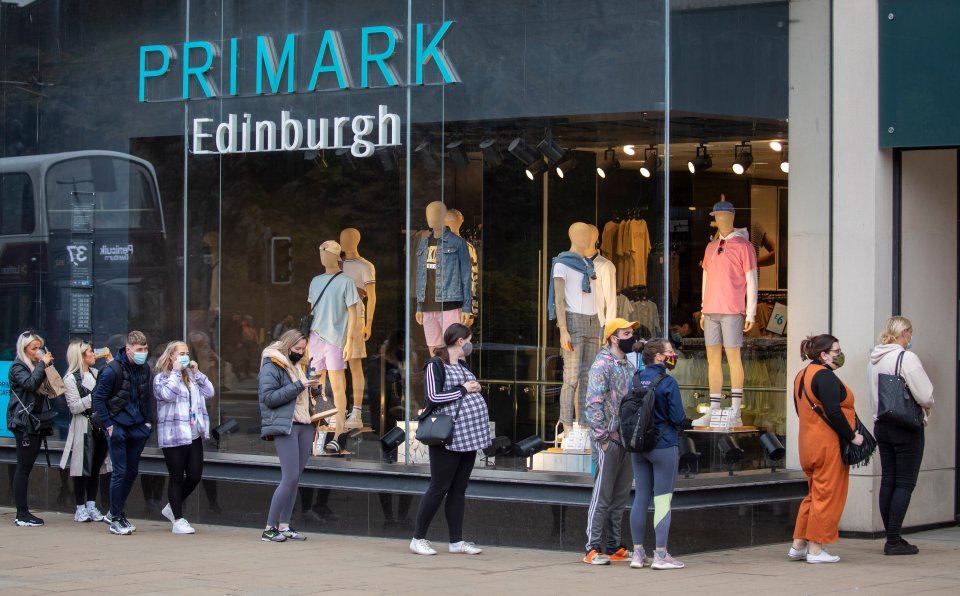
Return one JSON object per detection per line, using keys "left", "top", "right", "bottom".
{"left": 361, "top": 26, "right": 401, "bottom": 88}
{"left": 183, "top": 41, "right": 217, "bottom": 99}
{"left": 139, "top": 45, "right": 174, "bottom": 102}
{"left": 308, "top": 30, "right": 352, "bottom": 90}
{"left": 256, "top": 33, "right": 297, "bottom": 94}
{"left": 415, "top": 21, "right": 459, "bottom": 85}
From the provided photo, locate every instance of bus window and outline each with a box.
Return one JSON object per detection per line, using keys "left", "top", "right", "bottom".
{"left": 45, "top": 157, "right": 161, "bottom": 231}
{"left": 0, "top": 173, "right": 36, "bottom": 235}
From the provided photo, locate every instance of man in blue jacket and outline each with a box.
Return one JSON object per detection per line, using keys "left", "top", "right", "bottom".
{"left": 91, "top": 330, "right": 154, "bottom": 536}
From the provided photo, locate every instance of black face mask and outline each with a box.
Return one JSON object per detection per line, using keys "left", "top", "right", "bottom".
{"left": 616, "top": 336, "right": 636, "bottom": 354}
{"left": 289, "top": 352, "right": 304, "bottom": 364}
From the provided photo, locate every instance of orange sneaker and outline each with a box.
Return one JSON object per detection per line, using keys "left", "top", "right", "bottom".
{"left": 608, "top": 547, "right": 632, "bottom": 562}
{"left": 583, "top": 549, "right": 611, "bottom": 565}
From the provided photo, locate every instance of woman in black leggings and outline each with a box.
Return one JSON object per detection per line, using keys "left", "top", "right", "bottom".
{"left": 7, "top": 331, "right": 56, "bottom": 527}
{"left": 410, "top": 323, "right": 492, "bottom": 556}
{"left": 153, "top": 341, "right": 215, "bottom": 534}
{"left": 61, "top": 340, "right": 113, "bottom": 523}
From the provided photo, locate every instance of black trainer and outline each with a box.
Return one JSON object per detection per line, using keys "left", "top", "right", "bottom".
{"left": 884, "top": 539, "right": 919, "bottom": 555}
{"left": 14, "top": 512, "right": 44, "bottom": 527}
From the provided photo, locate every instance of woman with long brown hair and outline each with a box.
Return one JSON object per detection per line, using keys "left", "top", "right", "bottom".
{"left": 154, "top": 340, "right": 215, "bottom": 534}
{"left": 789, "top": 334, "right": 864, "bottom": 564}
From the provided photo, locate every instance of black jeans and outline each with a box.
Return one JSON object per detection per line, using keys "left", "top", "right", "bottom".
{"left": 73, "top": 430, "right": 110, "bottom": 505}
{"left": 414, "top": 446, "right": 475, "bottom": 543}
{"left": 162, "top": 437, "right": 205, "bottom": 520}
{"left": 11, "top": 430, "right": 43, "bottom": 515}
{"left": 875, "top": 419, "right": 925, "bottom": 543}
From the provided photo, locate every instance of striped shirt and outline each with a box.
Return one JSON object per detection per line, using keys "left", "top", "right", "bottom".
{"left": 424, "top": 358, "right": 491, "bottom": 452}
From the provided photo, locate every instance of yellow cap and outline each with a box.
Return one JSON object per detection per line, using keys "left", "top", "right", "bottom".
{"left": 603, "top": 317, "right": 640, "bottom": 341}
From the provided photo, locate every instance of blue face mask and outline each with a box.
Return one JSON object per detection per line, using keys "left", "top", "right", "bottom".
{"left": 177, "top": 355, "right": 191, "bottom": 368}
{"left": 132, "top": 351, "right": 148, "bottom": 365}
{"left": 906, "top": 340, "right": 912, "bottom": 350}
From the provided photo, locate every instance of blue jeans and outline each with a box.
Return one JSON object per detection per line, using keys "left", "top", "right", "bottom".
{"left": 108, "top": 423, "right": 150, "bottom": 517}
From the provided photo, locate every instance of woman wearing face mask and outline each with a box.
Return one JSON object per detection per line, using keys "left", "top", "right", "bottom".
{"left": 628, "top": 339, "right": 688, "bottom": 570}
{"left": 7, "top": 331, "right": 56, "bottom": 526}
{"left": 789, "top": 334, "right": 864, "bottom": 564}
{"left": 258, "top": 329, "right": 323, "bottom": 542}
{"left": 61, "top": 341, "right": 112, "bottom": 523}
{"left": 410, "top": 323, "right": 490, "bottom": 556}
{"left": 154, "top": 341, "right": 215, "bottom": 534}
{"left": 868, "top": 316, "right": 934, "bottom": 555}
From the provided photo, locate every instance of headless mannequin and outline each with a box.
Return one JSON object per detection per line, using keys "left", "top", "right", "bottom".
{"left": 697, "top": 203, "right": 756, "bottom": 426}
{"left": 555, "top": 222, "right": 600, "bottom": 428}
{"left": 415, "top": 201, "right": 471, "bottom": 353}
{"left": 317, "top": 248, "right": 358, "bottom": 436}
{"left": 339, "top": 228, "right": 375, "bottom": 427}
{"left": 444, "top": 209, "right": 476, "bottom": 327}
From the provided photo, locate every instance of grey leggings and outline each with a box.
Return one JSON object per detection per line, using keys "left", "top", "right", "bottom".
{"left": 266, "top": 423, "right": 314, "bottom": 528}
{"left": 630, "top": 446, "right": 679, "bottom": 549}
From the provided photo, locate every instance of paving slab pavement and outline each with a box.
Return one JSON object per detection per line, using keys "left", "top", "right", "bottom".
{"left": 1, "top": 508, "right": 958, "bottom": 595}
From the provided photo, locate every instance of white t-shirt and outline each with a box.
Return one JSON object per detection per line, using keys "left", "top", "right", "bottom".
{"left": 342, "top": 257, "right": 376, "bottom": 291}
{"left": 552, "top": 261, "right": 597, "bottom": 316}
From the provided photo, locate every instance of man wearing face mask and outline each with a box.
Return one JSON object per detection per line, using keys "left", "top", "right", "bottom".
{"left": 91, "top": 330, "right": 155, "bottom": 536}
{"left": 582, "top": 318, "right": 641, "bottom": 565}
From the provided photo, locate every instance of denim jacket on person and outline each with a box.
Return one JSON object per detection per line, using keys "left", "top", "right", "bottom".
{"left": 585, "top": 347, "right": 637, "bottom": 444}
{"left": 153, "top": 369, "right": 215, "bottom": 449}
{"left": 415, "top": 227, "right": 472, "bottom": 313}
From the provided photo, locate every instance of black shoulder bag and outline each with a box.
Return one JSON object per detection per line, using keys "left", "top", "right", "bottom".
{"left": 876, "top": 351, "right": 924, "bottom": 430}
{"left": 797, "top": 370, "right": 877, "bottom": 468}
{"left": 299, "top": 271, "right": 342, "bottom": 336}
{"left": 9, "top": 388, "right": 55, "bottom": 466}
{"left": 415, "top": 362, "right": 466, "bottom": 446}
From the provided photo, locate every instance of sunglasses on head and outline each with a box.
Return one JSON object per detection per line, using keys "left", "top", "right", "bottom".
{"left": 717, "top": 238, "right": 726, "bottom": 255}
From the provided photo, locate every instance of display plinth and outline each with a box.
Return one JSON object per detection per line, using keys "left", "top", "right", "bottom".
{"left": 531, "top": 449, "right": 592, "bottom": 474}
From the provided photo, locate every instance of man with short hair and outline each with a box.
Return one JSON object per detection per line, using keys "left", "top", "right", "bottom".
{"left": 91, "top": 330, "right": 154, "bottom": 535}
{"left": 583, "top": 318, "right": 640, "bottom": 565}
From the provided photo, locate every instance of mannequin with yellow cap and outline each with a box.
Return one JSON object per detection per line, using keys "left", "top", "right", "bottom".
{"left": 582, "top": 317, "right": 639, "bottom": 565}
{"left": 307, "top": 240, "right": 360, "bottom": 451}
{"left": 694, "top": 198, "right": 757, "bottom": 427}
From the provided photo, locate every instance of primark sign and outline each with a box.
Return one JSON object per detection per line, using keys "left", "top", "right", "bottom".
{"left": 138, "top": 22, "right": 459, "bottom": 157}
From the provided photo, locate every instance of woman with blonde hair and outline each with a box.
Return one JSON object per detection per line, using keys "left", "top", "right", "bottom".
{"left": 868, "top": 316, "right": 934, "bottom": 555}
{"left": 153, "top": 340, "right": 215, "bottom": 534}
{"left": 258, "top": 329, "right": 325, "bottom": 542}
{"left": 61, "top": 340, "right": 113, "bottom": 523}
{"left": 7, "top": 331, "right": 56, "bottom": 526}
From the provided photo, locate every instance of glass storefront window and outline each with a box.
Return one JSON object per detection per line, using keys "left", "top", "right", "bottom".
{"left": 0, "top": 0, "right": 788, "bottom": 480}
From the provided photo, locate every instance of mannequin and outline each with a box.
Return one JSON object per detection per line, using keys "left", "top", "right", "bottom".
{"left": 588, "top": 223, "right": 618, "bottom": 329}
{"left": 694, "top": 198, "right": 758, "bottom": 427}
{"left": 550, "top": 222, "right": 607, "bottom": 435}
{"left": 308, "top": 240, "right": 360, "bottom": 447}
{"left": 415, "top": 201, "right": 472, "bottom": 354}
{"left": 339, "top": 228, "right": 376, "bottom": 429}
{"left": 444, "top": 209, "right": 478, "bottom": 324}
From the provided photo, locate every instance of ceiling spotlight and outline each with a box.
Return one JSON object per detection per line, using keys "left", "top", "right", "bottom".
{"left": 639, "top": 146, "right": 660, "bottom": 178}
{"left": 446, "top": 140, "right": 470, "bottom": 169}
{"left": 537, "top": 132, "right": 566, "bottom": 164}
{"left": 508, "top": 137, "right": 539, "bottom": 165}
{"left": 596, "top": 149, "right": 619, "bottom": 178}
{"left": 415, "top": 139, "right": 437, "bottom": 169}
{"left": 769, "top": 140, "right": 783, "bottom": 152}
{"left": 623, "top": 144, "right": 636, "bottom": 156}
{"left": 780, "top": 148, "right": 789, "bottom": 173}
{"left": 732, "top": 143, "right": 753, "bottom": 175}
{"left": 687, "top": 144, "right": 712, "bottom": 174}
{"left": 525, "top": 158, "right": 546, "bottom": 180}
{"left": 479, "top": 137, "right": 503, "bottom": 170}
{"left": 556, "top": 155, "right": 577, "bottom": 179}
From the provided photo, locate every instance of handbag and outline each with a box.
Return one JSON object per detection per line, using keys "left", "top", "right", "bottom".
{"left": 877, "top": 351, "right": 924, "bottom": 430}
{"left": 798, "top": 372, "right": 877, "bottom": 468}
{"left": 10, "top": 388, "right": 56, "bottom": 436}
{"left": 415, "top": 384, "right": 465, "bottom": 447}
{"left": 299, "top": 271, "right": 342, "bottom": 336}
{"left": 80, "top": 431, "right": 97, "bottom": 477}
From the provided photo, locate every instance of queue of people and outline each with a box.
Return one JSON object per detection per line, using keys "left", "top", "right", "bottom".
{"left": 6, "top": 315, "right": 936, "bottom": 563}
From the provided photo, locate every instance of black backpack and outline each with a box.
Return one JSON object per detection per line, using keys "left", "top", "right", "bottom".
{"left": 618, "top": 371, "right": 667, "bottom": 453}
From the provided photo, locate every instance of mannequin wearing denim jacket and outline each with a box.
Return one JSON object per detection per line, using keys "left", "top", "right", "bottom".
{"left": 415, "top": 201, "right": 472, "bottom": 350}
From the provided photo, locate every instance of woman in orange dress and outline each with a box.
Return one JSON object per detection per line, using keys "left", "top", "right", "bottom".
{"left": 789, "top": 334, "right": 864, "bottom": 564}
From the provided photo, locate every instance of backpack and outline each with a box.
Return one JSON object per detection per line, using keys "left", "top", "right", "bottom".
{"left": 618, "top": 371, "right": 667, "bottom": 453}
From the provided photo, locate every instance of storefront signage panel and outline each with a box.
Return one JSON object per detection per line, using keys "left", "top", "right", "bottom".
{"left": 879, "top": 0, "right": 960, "bottom": 148}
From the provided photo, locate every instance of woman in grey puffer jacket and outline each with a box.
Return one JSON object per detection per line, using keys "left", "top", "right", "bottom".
{"left": 258, "top": 330, "right": 323, "bottom": 542}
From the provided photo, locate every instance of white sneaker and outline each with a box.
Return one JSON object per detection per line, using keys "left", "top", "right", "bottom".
{"left": 172, "top": 518, "right": 196, "bottom": 535}
{"left": 788, "top": 546, "right": 808, "bottom": 561}
{"left": 727, "top": 413, "right": 743, "bottom": 428}
{"left": 806, "top": 550, "right": 840, "bottom": 564}
{"left": 691, "top": 412, "right": 713, "bottom": 427}
{"left": 86, "top": 505, "right": 105, "bottom": 522}
{"left": 74, "top": 508, "right": 91, "bottom": 523}
{"left": 449, "top": 541, "right": 482, "bottom": 554}
{"left": 161, "top": 503, "right": 176, "bottom": 524}
{"left": 410, "top": 538, "right": 437, "bottom": 555}
{"left": 344, "top": 409, "right": 363, "bottom": 429}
